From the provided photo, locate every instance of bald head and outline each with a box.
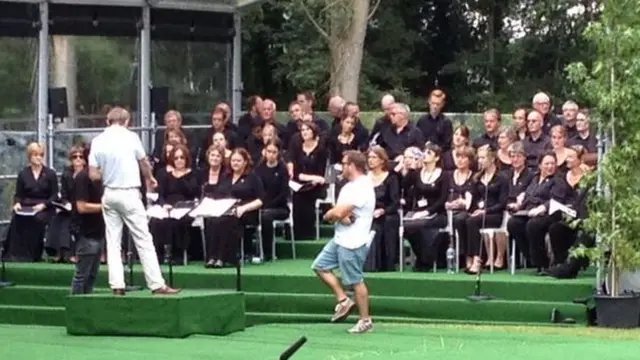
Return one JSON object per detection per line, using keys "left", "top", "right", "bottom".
{"left": 328, "top": 96, "right": 346, "bottom": 117}
{"left": 381, "top": 94, "right": 395, "bottom": 110}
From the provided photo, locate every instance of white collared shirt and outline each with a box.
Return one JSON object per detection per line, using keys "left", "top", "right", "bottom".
{"left": 88, "top": 125, "right": 145, "bottom": 188}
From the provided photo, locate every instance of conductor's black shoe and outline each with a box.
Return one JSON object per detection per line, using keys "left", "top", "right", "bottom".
{"left": 113, "top": 289, "right": 125, "bottom": 296}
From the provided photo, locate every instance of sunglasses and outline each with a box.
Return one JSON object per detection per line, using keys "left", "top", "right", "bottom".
{"left": 174, "top": 155, "right": 185, "bottom": 160}
{"left": 71, "top": 154, "right": 83, "bottom": 160}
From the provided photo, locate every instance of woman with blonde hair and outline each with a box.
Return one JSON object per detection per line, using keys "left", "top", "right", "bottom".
{"left": 5, "top": 142, "right": 59, "bottom": 262}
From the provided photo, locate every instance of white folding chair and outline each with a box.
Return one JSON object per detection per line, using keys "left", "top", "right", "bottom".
{"left": 315, "top": 183, "right": 336, "bottom": 241}
{"left": 479, "top": 211, "right": 517, "bottom": 274}
{"left": 398, "top": 208, "right": 453, "bottom": 273}
{"left": 271, "top": 201, "right": 295, "bottom": 261}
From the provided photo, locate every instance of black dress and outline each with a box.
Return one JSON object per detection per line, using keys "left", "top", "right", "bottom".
{"left": 45, "top": 168, "right": 75, "bottom": 259}
{"left": 364, "top": 172, "right": 400, "bottom": 272}
{"left": 151, "top": 169, "right": 200, "bottom": 263}
{"left": 254, "top": 160, "right": 290, "bottom": 260}
{"left": 447, "top": 170, "right": 475, "bottom": 259}
{"left": 4, "top": 166, "right": 58, "bottom": 262}
{"left": 211, "top": 172, "right": 265, "bottom": 264}
{"left": 201, "top": 166, "right": 225, "bottom": 262}
{"left": 288, "top": 138, "right": 329, "bottom": 240}
{"left": 402, "top": 168, "right": 449, "bottom": 270}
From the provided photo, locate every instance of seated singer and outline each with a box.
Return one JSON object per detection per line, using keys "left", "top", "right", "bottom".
{"left": 152, "top": 144, "right": 199, "bottom": 264}
{"left": 211, "top": 149, "right": 264, "bottom": 267}
{"left": 254, "top": 140, "right": 290, "bottom": 261}
{"left": 506, "top": 151, "right": 558, "bottom": 274}
{"left": 70, "top": 146, "right": 104, "bottom": 294}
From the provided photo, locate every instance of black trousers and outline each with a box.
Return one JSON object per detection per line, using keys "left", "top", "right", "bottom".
{"left": 70, "top": 236, "right": 103, "bottom": 294}
{"left": 548, "top": 221, "right": 577, "bottom": 265}
{"left": 45, "top": 212, "right": 73, "bottom": 257}
{"left": 260, "top": 208, "right": 289, "bottom": 260}
{"left": 404, "top": 214, "right": 447, "bottom": 269}
{"left": 507, "top": 215, "right": 554, "bottom": 269}
{"left": 466, "top": 213, "right": 504, "bottom": 257}
{"left": 451, "top": 212, "right": 470, "bottom": 257}
{"left": 150, "top": 216, "right": 193, "bottom": 262}
{"left": 364, "top": 214, "right": 400, "bottom": 272}
{"left": 292, "top": 187, "right": 325, "bottom": 240}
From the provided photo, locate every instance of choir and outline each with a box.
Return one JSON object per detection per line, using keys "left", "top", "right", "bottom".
{"left": 2, "top": 90, "right": 596, "bottom": 279}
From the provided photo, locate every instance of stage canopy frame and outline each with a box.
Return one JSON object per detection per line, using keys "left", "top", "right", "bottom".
{"left": 0, "top": 0, "right": 264, "bottom": 145}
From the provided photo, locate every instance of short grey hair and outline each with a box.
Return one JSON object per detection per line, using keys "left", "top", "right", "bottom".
{"left": 393, "top": 102, "right": 411, "bottom": 114}
{"left": 562, "top": 100, "right": 579, "bottom": 111}
{"left": 107, "top": 107, "right": 130, "bottom": 125}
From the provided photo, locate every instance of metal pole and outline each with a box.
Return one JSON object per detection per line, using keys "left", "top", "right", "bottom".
{"left": 46, "top": 114, "right": 54, "bottom": 169}
{"left": 231, "top": 13, "right": 243, "bottom": 125}
{"left": 595, "top": 123, "right": 605, "bottom": 294}
{"left": 37, "top": 1, "right": 50, "bottom": 146}
{"left": 226, "top": 42, "right": 232, "bottom": 102}
{"left": 139, "top": 4, "right": 152, "bottom": 153}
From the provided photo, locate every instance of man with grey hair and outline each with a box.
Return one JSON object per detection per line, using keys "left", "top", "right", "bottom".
{"left": 561, "top": 100, "right": 579, "bottom": 138}
{"left": 379, "top": 102, "right": 424, "bottom": 161}
{"left": 532, "top": 92, "right": 562, "bottom": 134}
{"left": 88, "top": 107, "right": 179, "bottom": 295}
{"left": 369, "top": 94, "right": 395, "bottom": 145}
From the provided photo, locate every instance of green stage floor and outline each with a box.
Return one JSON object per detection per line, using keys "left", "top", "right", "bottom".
{"left": 0, "top": 259, "right": 596, "bottom": 327}
{"left": 2, "top": 323, "right": 639, "bottom": 360}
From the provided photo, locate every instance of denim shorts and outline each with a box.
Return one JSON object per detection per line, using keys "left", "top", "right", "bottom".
{"left": 311, "top": 239, "right": 369, "bottom": 286}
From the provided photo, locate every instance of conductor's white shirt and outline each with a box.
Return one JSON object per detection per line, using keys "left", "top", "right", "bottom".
{"left": 88, "top": 125, "right": 145, "bottom": 189}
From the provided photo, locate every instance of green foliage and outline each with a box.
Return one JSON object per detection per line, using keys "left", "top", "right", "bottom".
{"left": 567, "top": 0, "right": 640, "bottom": 291}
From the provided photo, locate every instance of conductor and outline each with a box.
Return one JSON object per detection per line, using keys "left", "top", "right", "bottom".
{"left": 88, "top": 107, "right": 179, "bottom": 295}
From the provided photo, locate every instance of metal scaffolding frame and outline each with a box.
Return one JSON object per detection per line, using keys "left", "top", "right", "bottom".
{"left": 0, "top": 0, "right": 265, "bottom": 146}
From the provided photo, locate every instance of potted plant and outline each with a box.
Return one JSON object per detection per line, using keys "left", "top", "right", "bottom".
{"left": 566, "top": 1, "right": 640, "bottom": 328}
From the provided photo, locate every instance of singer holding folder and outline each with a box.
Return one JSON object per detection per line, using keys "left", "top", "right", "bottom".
{"left": 88, "top": 107, "right": 178, "bottom": 295}
{"left": 149, "top": 144, "right": 199, "bottom": 263}
{"left": 5, "top": 142, "right": 58, "bottom": 262}
{"left": 208, "top": 149, "right": 264, "bottom": 267}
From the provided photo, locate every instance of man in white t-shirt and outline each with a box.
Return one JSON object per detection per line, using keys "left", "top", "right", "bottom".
{"left": 312, "top": 150, "right": 375, "bottom": 333}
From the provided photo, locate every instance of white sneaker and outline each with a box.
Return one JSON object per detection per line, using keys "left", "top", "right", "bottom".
{"left": 331, "top": 298, "right": 355, "bottom": 323}
{"left": 348, "top": 318, "right": 373, "bottom": 334}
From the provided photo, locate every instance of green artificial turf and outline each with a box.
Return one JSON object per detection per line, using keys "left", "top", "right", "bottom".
{"left": 2, "top": 323, "right": 640, "bottom": 360}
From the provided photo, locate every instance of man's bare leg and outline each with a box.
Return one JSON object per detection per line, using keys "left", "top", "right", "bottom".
{"left": 314, "top": 269, "right": 347, "bottom": 301}
{"left": 352, "top": 282, "right": 369, "bottom": 319}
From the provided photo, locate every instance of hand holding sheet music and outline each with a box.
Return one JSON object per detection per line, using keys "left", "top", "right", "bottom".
{"left": 14, "top": 206, "right": 38, "bottom": 217}
{"left": 549, "top": 199, "right": 577, "bottom": 218}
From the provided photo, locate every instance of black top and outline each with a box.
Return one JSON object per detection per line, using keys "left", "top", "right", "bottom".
{"left": 200, "top": 166, "right": 224, "bottom": 198}
{"left": 403, "top": 169, "right": 448, "bottom": 214}
{"left": 157, "top": 170, "right": 200, "bottom": 205}
{"left": 569, "top": 131, "right": 598, "bottom": 153}
{"left": 373, "top": 172, "right": 400, "bottom": 216}
{"left": 199, "top": 123, "right": 239, "bottom": 164}
{"left": 471, "top": 171, "right": 509, "bottom": 214}
{"left": 217, "top": 172, "right": 265, "bottom": 207}
{"left": 254, "top": 161, "right": 289, "bottom": 209}
{"left": 565, "top": 123, "right": 579, "bottom": 139}
{"left": 472, "top": 132, "right": 498, "bottom": 150}
{"left": 329, "top": 118, "right": 369, "bottom": 150}
{"left": 543, "top": 113, "right": 563, "bottom": 135}
{"left": 237, "top": 113, "right": 262, "bottom": 141}
{"left": 14, "top": 166, "right": 58, "bottom": 207}
{"left": 59, "top": 168, "right": 75, "bottom": 203}
{"left": 246, "top": 134, "right": 266, "bottom": 165}
{"left": 379, "top": 123, "right": 425, "bottom": 160}
{"left": 550, "top": 172, "right": 589, "bottom": 219}
{"left": 521, "top": 174, "right": 555, "bottom": 210}
{"left": 447, "top": 170, "right": 474, "bottom": 203}
{"left": 71, "top": 169, "right": 104, "bottom": 238}
{"left": 288, "top": 139, "right": 328, "bottom": 181}
{"left": 416, "top": 113, "right": 454, "bottom": 152}
{"left": 506, "top": 167, "right": 535, "bottom": 202}
{"left": 328, "top": 133, "right": 362, "bottom": 164}
{"left": 523, "top": 134, "right": 550, "bottom": 169}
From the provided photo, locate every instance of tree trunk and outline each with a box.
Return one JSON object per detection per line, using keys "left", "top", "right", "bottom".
{"left": 52, "top": 35, "right": 77, "bottom": 128}
{"left": 328, "top": 0, "right": 369, "bottom": 102}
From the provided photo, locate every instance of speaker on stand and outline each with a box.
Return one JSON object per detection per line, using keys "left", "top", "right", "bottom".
{"left": 150, "top": 86, "right": 170, "bottom": 151}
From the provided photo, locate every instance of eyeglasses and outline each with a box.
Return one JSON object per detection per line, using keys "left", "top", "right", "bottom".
{"left": 174, "top": 155, "right": 185, "bottom": 160}
{"left": 33, "top": 153, "right": 44, "bottom": 157}
{"left": 71, "top": 154, "right": 83, "bottom": 159}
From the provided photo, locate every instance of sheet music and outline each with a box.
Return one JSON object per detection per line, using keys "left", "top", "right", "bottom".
{"left": 512, "top": 210, "right": 530, "bottom": 217}
{"left": 146, "top": 192, "right": 159, "bottom": 202}
{"left": 147, "top": 205, "right": 169, "bottom": 219}
{"left": 52, "top": 201, "right": 72, "bottom": 212}
{"left": 169, "top": 207, "right": 191, "bottom": 220}
{"left": 406, "top": 211, "right": 436, "bottom": 220}
{"left": 549, "top": 199, "right": 577, "bottom": 218}
{"left": 288, "top": 180, "right": 304, "bottom": 192}
{"left": 464, "top": 192, "right": 473, "bottom": 210}
{"left": 189, "top": 198, "right": 238, "bottom": 218}
{"left": 15, "top": 206, "right": 37, "bottom": 216}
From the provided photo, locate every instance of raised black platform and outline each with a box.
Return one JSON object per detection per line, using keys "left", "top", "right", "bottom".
{"left": 65, "top": 290, "right": 245, "bottom": 338}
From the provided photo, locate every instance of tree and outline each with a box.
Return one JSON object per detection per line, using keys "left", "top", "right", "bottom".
{"left": 567, "top": 0, "right": 640, "bottom": 296}
{"left": 299, "top": 0, "right": 381, "bottom": 102}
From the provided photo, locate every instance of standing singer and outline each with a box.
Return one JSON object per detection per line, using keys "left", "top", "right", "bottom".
{"left": 88, "top": 107, "right": 179, "bottom": 295}
{"left": 312, "top": 151, "right": 375, "bottom": 334}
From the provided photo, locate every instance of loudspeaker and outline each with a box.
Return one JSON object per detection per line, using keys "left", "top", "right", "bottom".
{"left": 48, "top": 87, "right": 68, "bottom": 120}
{"left": 151, "top": 87, "right": 169, "bottom": 118}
